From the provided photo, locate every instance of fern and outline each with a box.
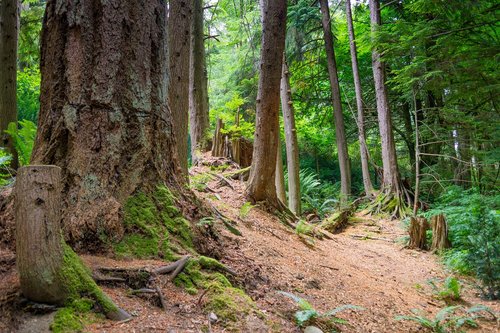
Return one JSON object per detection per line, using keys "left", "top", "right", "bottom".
{"left": 5, "top": 120, "right": 37, "bottom": 166}
{"left": 277, "top": 291, "right": 363, "bottom": 328}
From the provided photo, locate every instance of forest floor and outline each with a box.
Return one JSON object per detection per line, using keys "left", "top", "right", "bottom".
{"left": 0, "top": 156, "right": 498, "bottom": 332}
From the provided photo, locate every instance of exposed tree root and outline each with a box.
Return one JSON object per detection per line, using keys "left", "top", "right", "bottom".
{"left": 365, "top": 189, "right": 411, "bottom": 219}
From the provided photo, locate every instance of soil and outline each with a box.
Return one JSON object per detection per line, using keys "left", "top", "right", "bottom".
{"left": 0, "top": 156, "right": 498, "bottom": 332}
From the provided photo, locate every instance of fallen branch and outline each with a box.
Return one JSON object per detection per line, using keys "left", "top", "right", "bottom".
{"left": 350, "top": 234, "right": 394, "bottom": 242}
{"left": 210, "top": 172, "right": 235, "bottom": 190}
{"left": 130, "top": 288, "right": 157, "bottom": 294}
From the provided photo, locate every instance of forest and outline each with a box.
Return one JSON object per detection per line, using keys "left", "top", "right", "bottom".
{"left": 0, "top": 0, "right": 499, "bottom": 332}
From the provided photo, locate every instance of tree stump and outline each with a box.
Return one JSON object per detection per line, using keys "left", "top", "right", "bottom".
{"left": 15, "top": 165, "right": 130, "bottom": 321}
{"left": 408, "top": 216, "right": 429, "bottom": 249}
{"left": 430, "top": 214, "right": 451, "bottom": 252}
{"left": 212, "top": 118, "right": 224, "bottom": 157}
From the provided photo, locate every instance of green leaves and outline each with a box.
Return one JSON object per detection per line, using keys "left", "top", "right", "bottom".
{"left": 5, "top": 120, "right": 37, "bottom": 166}
{"left": 277, "top": 291, "right": 363, "bottom": 328}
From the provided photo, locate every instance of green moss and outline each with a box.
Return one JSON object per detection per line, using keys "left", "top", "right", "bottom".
{"left": 60, "top": 244, "right": 117, "bottom": 314}
{"left": 172, "top": 256, "right": 255, "bottom": 327}
{"left": 114, "top": 185, "right": 194, "bottom": 260}
{"left": 50, "top": 297, "right": 103, "bottom": 333}
{"left": 205, "top": 287, "right": 255, "bottom": 323}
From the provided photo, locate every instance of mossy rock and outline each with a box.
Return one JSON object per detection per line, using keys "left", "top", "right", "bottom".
{"left": 113, "top": 185, "right": 193, "bottom": 260}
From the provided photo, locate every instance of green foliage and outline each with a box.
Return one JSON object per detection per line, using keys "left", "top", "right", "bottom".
{"left": 0, "top": 149, "right": 13, "bottom": 186}
{"left": 424, "top": 187, "right": 499, "bottom": 299}
{"left": 17, "top": 69, "right": 41, "bottom": 122}
{"left": 5, "top": 120, "right": 37, "bottom": 166}
{"left": 395, "top": 305, "right": 494, "bottom": 333}
{"left": 428, "top": 276, "right": 461, "bottom": 302}
{"left": 277, "top": 291, "right": 363, "bottom": 329}
{"left": 287, "top": 168, "right": 340, "bottom": 217}
{"left": 239, "top": 201, "right": 254, "bottom": 219}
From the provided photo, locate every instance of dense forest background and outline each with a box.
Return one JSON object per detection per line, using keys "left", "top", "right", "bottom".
{"left": 0, "top": 0, "right": 499, "bottom": 330}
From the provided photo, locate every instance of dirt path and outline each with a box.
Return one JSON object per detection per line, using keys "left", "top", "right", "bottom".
{"left": 190, "top": 162, "right": 499, "bottom": 332}
{"left": 1, "top": 160, "right": 498, "bottom": 332}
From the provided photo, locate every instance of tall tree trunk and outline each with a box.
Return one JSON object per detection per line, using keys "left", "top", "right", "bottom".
{"left": 189, "top": 0, "right": 210, "bottom": 164}
{"left": 31, "top": 0, "right": 183, "bottom": 248}
{"left": 169, "top": 0, "right": 192, "bottom": 176}
{"left": 275, "top": 138, "right": 287, "bottom": 205}
{"left": 319, "top": 0, "right": 351, "bottom": 199}
{"left": 369, "top": 0, "right": 401, "bottom": 193}
{"left": 0, "top": 0, "right": 19, "bottom": 169}
{"left": 345, "top": 0, "right": 373, "bottom": 196}
{"left": 246, "top": 0, "right": 287, "bottom": 208}
{"left": 280, "top": 57, "right": 301, "bottom": 215}
{"left": 401, "top": 101, "right": 416, "bottom": 171}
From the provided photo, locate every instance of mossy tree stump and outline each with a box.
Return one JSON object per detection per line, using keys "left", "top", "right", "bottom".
{"left": 430, "top": 214, "right": 451, "bottom": 252}
{"left": 408, "top": 216, "right": 429, "bottom": 250}
{"left": 15, "top": 166, "right": 130, "bottom": 321}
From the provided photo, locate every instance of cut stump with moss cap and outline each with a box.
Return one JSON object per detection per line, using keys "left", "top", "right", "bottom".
{"left": 15, "top": 165, "right": 131, "bottom": 321}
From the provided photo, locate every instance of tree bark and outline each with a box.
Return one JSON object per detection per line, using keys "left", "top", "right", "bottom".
{"left": 0, "top": 0, "right": 19, "bottom": 169}
{"left": 345, "top": 0, "right": 373, "bottom": 196}
{"left": 319, "top": 0, "right": 351, "bottom": 199}
{"left": 246, "top": 0, "right": 287, "bottom": 207}
{"left": 189, "top": 0, "right": 210, "bottom": 164}
{"left": 369, "top": 0, "right": 401, "bottom": 193}
{"left": 280, "top": 57, "right": 301, "bottom": 215}
{"left": 169, "top": 0, "right": 192, "bottom": 176}
{"left": 408, "top": 216, "right": 429, "bottom": 250}
{"left": 31, "top": 0, "right": 183, "bottom": 249}
{"left": 211, "top": 118, "right": 224, "bottom": 157}
{"left": 15, "top": 165, "right": 130, "bottom": 320}
{"left": 430, "top": 214, "right": 451, "bottom": 252}
{"left": 275, "top": 138, "right": 287, "bottom": 205}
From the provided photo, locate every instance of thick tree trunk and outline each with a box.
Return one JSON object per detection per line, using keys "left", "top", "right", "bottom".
{"left": 189, "top": 0, "right": 210, "bottom": 164}
{"left": 408, "top": 216, "right": 429, "bottom": 250}
{"left": 280, "top": 58, "right": 301, "bottom": 215}
{"left": 369, "top": 0, "right": 401, "bottom": 193}
{"left": 275, "top": 138, "right": 287, "bottom": 205}
{"left": 430, "top": 214, "right": 451, "bottom": 252}
{"left": 15, "top": 165, "right": 130, "bottom": 320}
{"left": 169, "top": 0, "right": 192, "bottom": 176}
{"left": 31, "top": 0, "right": 182, "bottom": 249}
{"left": 246, "top": 0, "right": 287, "bottom": 207}
{"left": 345, "top": 0, "right": 373, "bottom": 196}
{"left": 0, "top": 0, "right": 19, "bottom": 169}
{"left": 319, "top": 0, "right": 351, "bottom": 199}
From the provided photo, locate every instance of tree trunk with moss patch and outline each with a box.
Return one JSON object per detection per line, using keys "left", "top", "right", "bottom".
{"left": 31, "top": 0, "right": 183, "bottom": 250}
{"left": 15, "top": 165, "right": 130, "bottom": 320}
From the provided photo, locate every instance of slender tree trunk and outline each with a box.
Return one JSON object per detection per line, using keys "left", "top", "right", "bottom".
{"left": 31, "top": 0, "right": 183, "bottom": 249}
{"left": 0, "top": 0, "right": 18, "bottom": 169}
{"left": 369, "top": 0, "right": 401, "bottom": 193}
{"left": 319, "top": 0, "right": 351, "bottom": 199}
{"left": 246, "top": 0, "right": 287, "bottom": 207}
{"left": 169, "top": 0, "right": 192, "bottom": 176}
{"left": 280, "top": 57, "right": 301, "bottom": 215}
{"left": 275, "top": 138, "right": 287, "bottom": 205}
{"left": 189, "top": 0, "right": 210, "bottom": 164}
{"left": 345, "top": 0, "right": 372, "bottom": 196}
{"left": 401, "top": 101, "right": 416, "bottom": 171}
